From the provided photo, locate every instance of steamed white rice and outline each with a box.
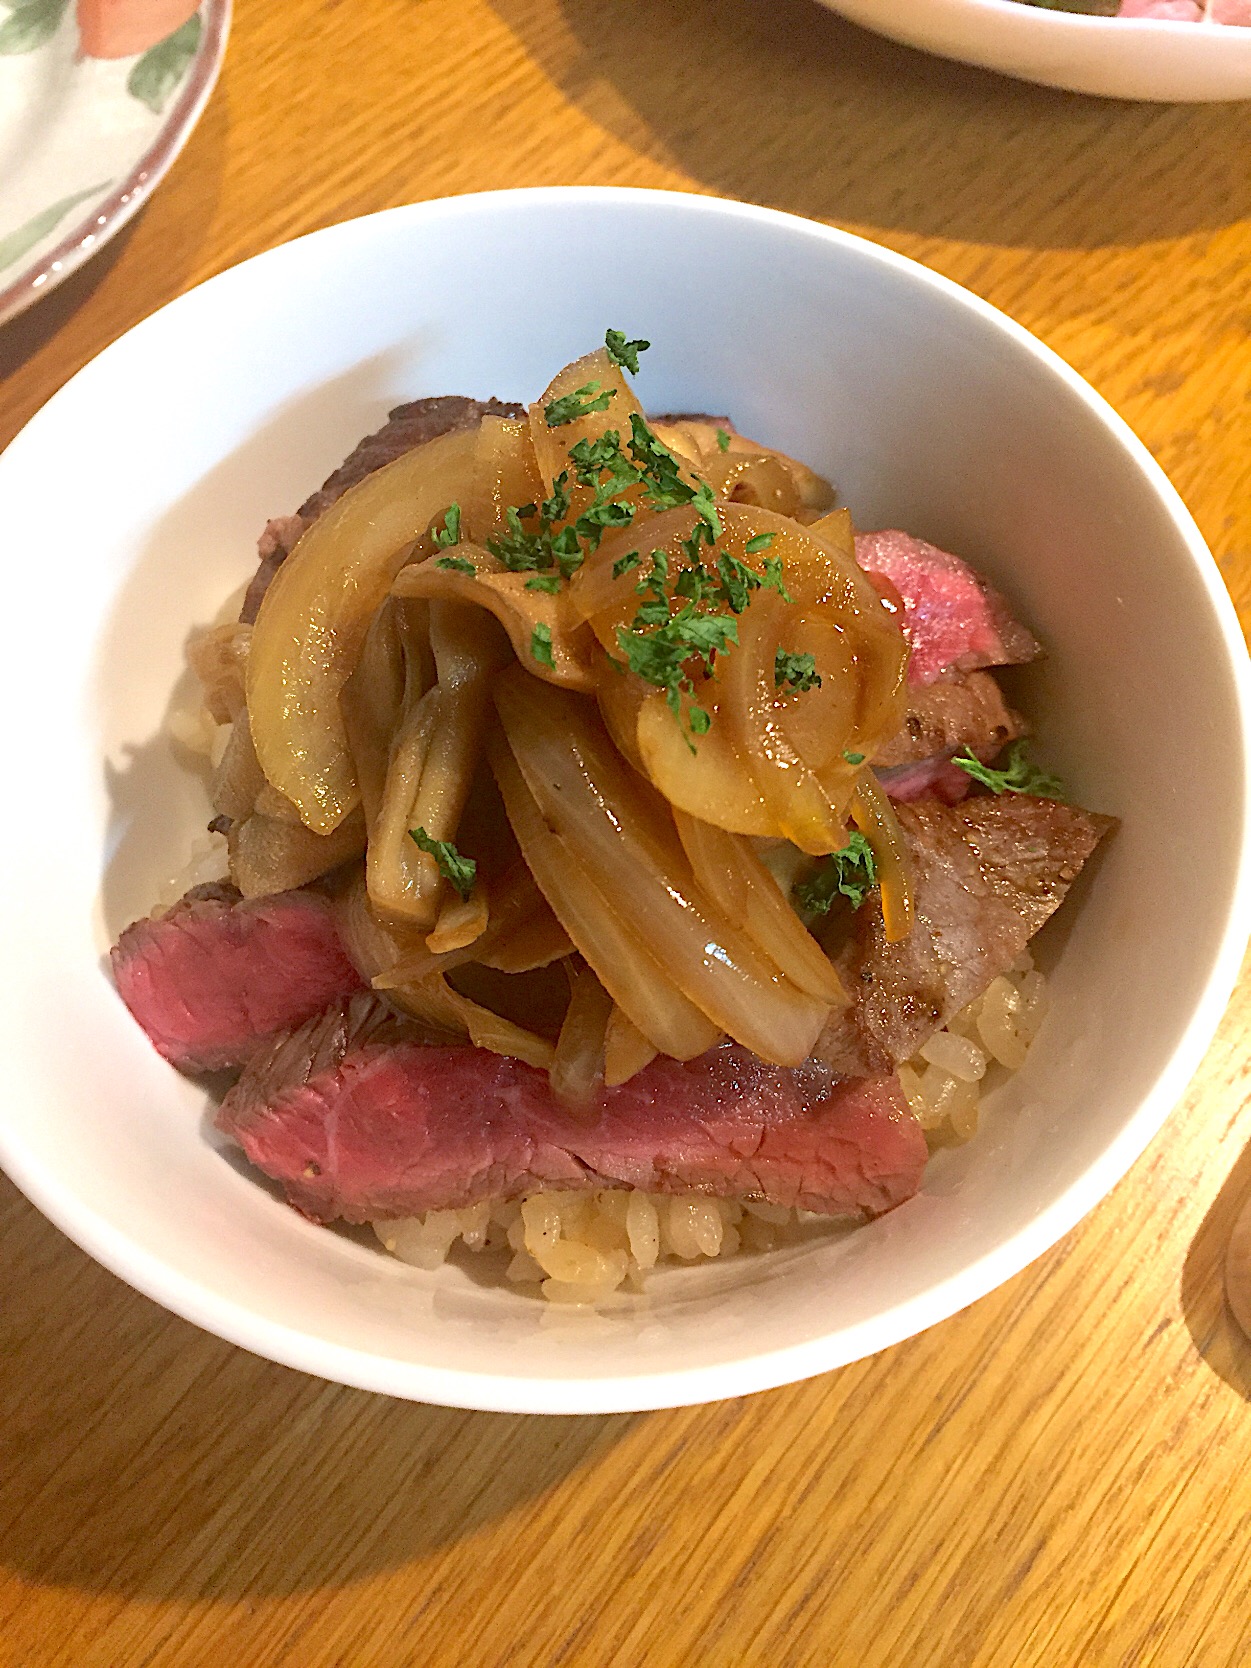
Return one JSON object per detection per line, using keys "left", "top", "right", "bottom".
{"left": 374, "top": 953, "right": 1048, "bottom": 1304}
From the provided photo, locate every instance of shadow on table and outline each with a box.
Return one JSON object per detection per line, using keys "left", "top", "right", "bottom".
{"left": 0, "top": 1176, "right": 635, "bottom": 1600}
{"left": 488, "top": 0, "right": 1251, "bottom": 249}
{"left": 0, "top": 224, "right": 137, "bottom": 391}
{"left": 1181, "top": 1139, "right": 1251, "bottom": 1400}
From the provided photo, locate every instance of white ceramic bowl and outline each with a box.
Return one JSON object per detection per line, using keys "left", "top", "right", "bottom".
{"left": 823, "top": 0, "right": 1251, "bottom": 101}
{"left": 1, "top": 187, "right": 1248, "bottom": 1414}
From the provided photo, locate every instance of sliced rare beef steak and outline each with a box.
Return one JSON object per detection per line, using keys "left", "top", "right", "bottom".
{"left": 873, "top": 671, "right": 1024, "bottom": 772}
{"left": 111, "top": 883, "right": 366, "bottom": 1072}
{"left": 116, "top": 786, "right": 1112, "bottom": 1092}
{"left": 216, "top": 998, "right": 927, "bottom": 1223}
{"left": 873, "top": 670, "right": 1026, "bottom": 804}
{"left": 854, "top": 530, "right": 1040, "bottom": 686}
{"left": 241, "top": 395, "right": 525, "bottom": 623}
{"left": 814, "top": 796, "right": 1115, "bottom": 1076}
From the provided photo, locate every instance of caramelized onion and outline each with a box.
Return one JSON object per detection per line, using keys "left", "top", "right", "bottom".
{"left": 673, "top": 811, "right": 847, "bottom": 1005}
{"left": 851, "top": 770, "right": 915, "bottom": 943}
{"left": 366, "top": 685, "right": 440, "bottom": 923}
{"left": 247, "top": 424, "right": 479, "bottom": 834}
{"left": 603, "top": 1005, "right": 661, "bottom": 1088}
{"left": 426, "top": 886, "right": 490, "bottom": 955}
{"left": 211, "top": 710, "right": 266, "bottom": 823}
{"left": 375, "top": 860, "right": 570, "bottom": 987}
{"left": 229, "top": 806, "right": 365, "bottom": 898}
{"left": 226, "top": 343, "right": 921, "bottom": 1104}
{"left": 650, "top": 419, "right": 836, "bottom": 514}
{"left": 550, "top": 958, "right": 614, "bottom": 1106}
{"left": 368, "top": 603, "right": 507, "bottom": 925}
{"left": 342, "top": 599, "right": 424, "bottom": 831}
{"left": 466, "top": 415, "right": 545, "bottom": 545}
{"left": 189, "top": 621, "right": 251, "bottom": 723}
{"left": 392, "top": 541, "right": 598, "bottom": 691}
{"left": 528, "top": 347, "right": 645, "bottom": 495}
{"left": 491, "top": 728, "right": 723, "bottom": 1060}
{"left": 719, "top": 587, "right": 850, "bottom": 855}
{"left": 493, "top": 670, "right": 830, "bottom": 1065}
{"left": 335, "top": 869, "right": 556, "bottom": 1068}
{"left": 570, "top": 503, "right": 906, "bottom": 852}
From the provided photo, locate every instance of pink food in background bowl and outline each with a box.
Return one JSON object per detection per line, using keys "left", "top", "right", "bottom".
{"left": 823, "top": 0, "right": 1251, "bottom": 97}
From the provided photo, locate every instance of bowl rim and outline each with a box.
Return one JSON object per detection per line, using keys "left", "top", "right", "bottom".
{"left": 2, "top": 184, "right": 1250, "bottom": 1414}
{"left": 852, "top": 0, "right": 1232, "bottom": 31}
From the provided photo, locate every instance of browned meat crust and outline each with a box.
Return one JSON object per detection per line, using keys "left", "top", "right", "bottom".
{"left": 814, "top": 796, "right": 1115, "bottom": 1075}
{"left": 873, "top": 670, "right": 1025, "bottom": 770}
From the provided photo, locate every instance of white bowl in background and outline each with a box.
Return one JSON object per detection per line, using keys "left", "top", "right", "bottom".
{"left": 0, "top": 187, "right": 1248, "bottom": 1414}
{"left": 822, "top": 0, "right": 1251, "bottom": 101}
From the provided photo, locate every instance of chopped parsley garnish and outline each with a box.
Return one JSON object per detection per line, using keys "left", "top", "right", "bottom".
{"left": 628, "top": 416, "right": 720, "bottom": 538}
{"left": 761, "top": 555, "right": 792, "bottom": 603}
{"left": 843, "top": 750, "right": 865, "bottom": 766}
{"left": 952, "top": 741, "right": 1066, "bottom": 800}
{"left": 545, "top": 381, "right": 616, "bottom": 428}
{"left": 436, "top": 554, "right": 476, "bottom": 576}
{"left": 715, "top": 551, "right": 763, "bottom": 614}
{"left": 604, "top": 329, "right": 650, "bottom": 375}
{"left": 487, "top": 505, "right": 548, "bottom": 573}
{"left": 606, "top": 524, "right": 799, "bottom": 744}
{"left": 486, "top": 444, "right": 641, "bottom": 582}
{"left": 409, "top": 827, "right": 477, "bottom": 900}
{"left": 774, "top": 649, "right": 822, "bottom": 693}
{"left": 530, "top": 622, "right": 556, "bottom": 670}
{"left": 432, "top": 502, "right": 461, "bottom": 549}
{"left": 794, "top": 833, "right": 877, "bottom": 915}
{"left": 479, "top": 333, "right": 822, "bottom": 748}
{"left": 614, "top": 595, "right": 737, "bottom": 749}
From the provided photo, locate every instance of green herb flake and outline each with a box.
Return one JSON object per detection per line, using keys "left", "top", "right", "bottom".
{"left": 435, "top": 554, "right": 476, "bottom": 576}
{"left": 409, "top": 827, "right": 477, "bottom": 900}
{"left": 794, "top": 833, "right": 878, "bottom": 916}
{"left": 530, "top": 622, "right": 556, "bottom": 670}
{"left": 629, "top": 416, "right": 696, "bottom": 512}
{"left": 843, "top": 751, "right": 865, "bottom": 766}
{"left": 487, "top": 506, "right": 551, "bottom": 574}
{"left": 715, "top": 551, "right": 762, "bottom": 615}
{"left": 490, "top": 351, "right": 825, "bottom": 751}
{"left": 952, "top": 741, "right": 1066, "bottom": 800}
{"left": 545, "top": 381, "right": 616, "bottom": 428}
{"left": 760, "top": 555, "right": 792, "bottom": 603}
{"left": 432, "top": 502, "right": 462, "bottom": 549}
{"left": 604, "top": 330, "right": 650, "bottom": 375}
{"left": 774, "top": 649, "right": 822, "bottom": 694}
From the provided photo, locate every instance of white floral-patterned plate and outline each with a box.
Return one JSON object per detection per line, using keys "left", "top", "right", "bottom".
{"left": 0, "top": 0, "right": 230, "bottom": 326}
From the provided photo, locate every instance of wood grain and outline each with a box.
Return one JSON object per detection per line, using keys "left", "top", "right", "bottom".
{"left": 2, "top": 1, "right": 1251, "bottom": 1663}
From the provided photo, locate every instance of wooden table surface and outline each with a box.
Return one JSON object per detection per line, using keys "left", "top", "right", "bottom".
{"left": 4, "top": 2, "right": 1251, "bottom": 1663}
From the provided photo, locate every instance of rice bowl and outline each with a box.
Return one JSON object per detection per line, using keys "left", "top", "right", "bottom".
{"left": 0, "top": 187, "right": 1247, "bottom": 1413}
